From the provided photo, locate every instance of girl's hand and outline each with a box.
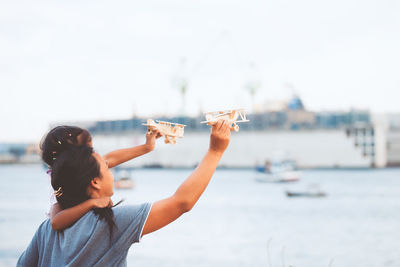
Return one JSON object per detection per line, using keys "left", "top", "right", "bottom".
{"left": 145, "top": 128, "right": 163, "bottom": 151}
{"left": 90, "top": 197, "right": 113, "bottom": 208}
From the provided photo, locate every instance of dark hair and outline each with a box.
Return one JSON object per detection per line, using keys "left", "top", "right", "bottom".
{"left": 40, "top": 126, "right": 92, "bottom": 167}
{"left": 50, "top": 143, "right": 115, "bottom": 240}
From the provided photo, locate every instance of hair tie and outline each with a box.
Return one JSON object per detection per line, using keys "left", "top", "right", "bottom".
{"left": 54, "top": 187, "right": 63, "bottom": 198}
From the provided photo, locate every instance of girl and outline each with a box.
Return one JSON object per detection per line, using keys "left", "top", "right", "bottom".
{"left": 41, "top": 125, "right": 162, "bottom": 230}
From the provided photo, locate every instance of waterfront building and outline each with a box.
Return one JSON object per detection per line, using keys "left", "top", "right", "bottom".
{"left": 44, "top": 96, "right": 400, "bottom": 168}
{"left": 75, "top": 96, "right": 378, "bottom": 168}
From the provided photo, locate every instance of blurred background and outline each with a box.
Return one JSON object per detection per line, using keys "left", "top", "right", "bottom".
{"left": 1, "top": 0, "right": 400, "bottom": 266}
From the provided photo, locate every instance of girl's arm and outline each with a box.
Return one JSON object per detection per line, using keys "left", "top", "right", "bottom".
{"left": 50, "top": 197, "right": 112, "bottom": 230}
{"left": 103, "top": 129, "right": 162, "bottom": 168}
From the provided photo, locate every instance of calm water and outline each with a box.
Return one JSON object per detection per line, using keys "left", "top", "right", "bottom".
{"left": 0, "top": 164, "right": 399, "bottom": 267}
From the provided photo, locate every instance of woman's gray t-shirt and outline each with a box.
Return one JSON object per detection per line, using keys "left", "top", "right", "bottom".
{"left": 17, "top": 203, "right": 152, "bottom": 267}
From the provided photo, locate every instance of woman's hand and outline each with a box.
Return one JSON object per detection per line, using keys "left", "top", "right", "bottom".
{"left": 145, "top": 128, "right": 163, "bottom": 151}
{"left": 209, "top": 120, "right": 231, "bottom": 155}
{"left": 90, "top": 197, "right": 113, "bottom": 208}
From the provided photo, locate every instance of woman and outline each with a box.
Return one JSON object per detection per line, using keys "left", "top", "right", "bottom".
{"left": 17, "top": 120, "right": 231, "bottom": 266}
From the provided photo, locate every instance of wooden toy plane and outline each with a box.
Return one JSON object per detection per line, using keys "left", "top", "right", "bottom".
{"left": 142, "top": 119, "right": 186, "bottom": 144}
{"left": 200, "top": 109, "right": 249, "bottom": 132}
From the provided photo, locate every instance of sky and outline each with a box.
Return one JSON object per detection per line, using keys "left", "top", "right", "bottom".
{"left": 1, "top": 0, "right": 399, "bottom": 142}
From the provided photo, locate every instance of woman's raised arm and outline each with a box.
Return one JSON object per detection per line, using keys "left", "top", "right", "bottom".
{"left": 141, "top": 120, "right": 231, "bottom": 236}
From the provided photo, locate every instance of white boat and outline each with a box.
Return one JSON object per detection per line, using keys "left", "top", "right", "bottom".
{"left": 256, "top": 171, "right": 301, "bottom": 183}
{"left": 255, "top": 160, "right": 301, "bottom": 183}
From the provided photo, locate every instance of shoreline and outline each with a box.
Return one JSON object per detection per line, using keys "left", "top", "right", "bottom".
{"left": 1, "top": 162, "right": 400, "bottom": 171}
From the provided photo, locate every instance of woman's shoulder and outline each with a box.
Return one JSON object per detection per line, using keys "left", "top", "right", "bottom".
{"left": 112, "top": 203, "right": 152, "bottom": 224}
{"left": 110, "top": 203, "right": 152, "bottom": 243}
{"left": 113, "top": 203, "right": 152, "bottom": 215}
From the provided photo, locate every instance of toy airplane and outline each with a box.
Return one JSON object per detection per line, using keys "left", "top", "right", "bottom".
{"left": 142, "top": 119, "right": 186, "bottom": 144}
{"left": 200, "top": 109, "right": 249, "bottom": 132}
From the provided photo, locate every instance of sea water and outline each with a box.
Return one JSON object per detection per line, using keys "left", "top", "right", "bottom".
{"left": 0, "top": 165, "right": 399, "bottom": 267}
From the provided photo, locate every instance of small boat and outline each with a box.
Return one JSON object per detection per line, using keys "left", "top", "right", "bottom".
{"left": 256, "top": 160, "right": 301, "bottom": 183}
{"left": 285, "top": 184, "right": 326, "bottom": 198}
{"left": 286, "top": 191, "right": 326, "bottom": 197}
{"left": 114, "top": 170, "right": 134, "bottom": 189}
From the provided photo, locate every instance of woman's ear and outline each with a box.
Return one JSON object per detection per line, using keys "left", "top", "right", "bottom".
{"left": 90, "top": 177, "right": 101, "bottom": 190}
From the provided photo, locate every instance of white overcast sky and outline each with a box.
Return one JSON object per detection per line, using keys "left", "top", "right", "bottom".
{"left": 1, "top": 0, "right": 399, "bottom": 142}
